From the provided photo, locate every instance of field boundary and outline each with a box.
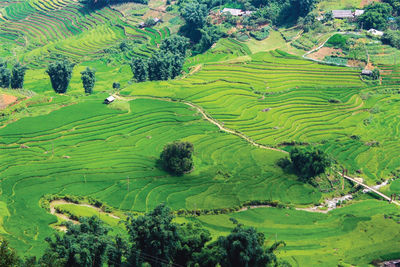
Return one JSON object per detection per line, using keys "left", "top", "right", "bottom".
{"left": 115, "top": 94, "right": 398, "bottom": 205}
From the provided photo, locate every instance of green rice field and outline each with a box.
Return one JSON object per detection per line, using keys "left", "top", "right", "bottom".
{"left": 0, "top": 0, "right": 400, "bottom": 265}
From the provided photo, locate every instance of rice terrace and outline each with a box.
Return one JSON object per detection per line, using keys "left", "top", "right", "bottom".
{"left": 0, "top": 0, "right": 400, "bottom": 266}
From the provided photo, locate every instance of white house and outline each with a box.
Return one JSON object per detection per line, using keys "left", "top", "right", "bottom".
{"left": 332, "top": 10, "right": 354, "bottom": 19}
{"left": 368, "top": 28, "right": 384, "bottom": 36}
{"left": 354, "top": 10, "right": 364, "bottom": 16}
{"left": 222, "top": 8, "right": 243, "bottom": 16}
{"left": 104, "top": 96, "right": 115, "bottom": 104}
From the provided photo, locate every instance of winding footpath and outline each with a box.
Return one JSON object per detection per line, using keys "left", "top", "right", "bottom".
{"left": 114, "top": 92, "right": 397, "bottom": 206}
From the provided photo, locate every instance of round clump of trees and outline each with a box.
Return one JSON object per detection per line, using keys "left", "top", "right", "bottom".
{"left": 160, "top": 141, "right": 194, "bottom": 176}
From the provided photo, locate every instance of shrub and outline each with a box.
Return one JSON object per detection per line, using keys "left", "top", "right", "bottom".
{"left": 46, "top": 60, "right": 74, "bottom": 94}
{"left": 81, "top": 67, "right": 96, "bottom": 94}
{"left": 160, "top": 141, "right": 194, "bottom": 175}
{"left": 289, "top": 147, "right": 331, "bottom": 182}
{"left": 326, "top": 34, "right": 348, "bottom": 49}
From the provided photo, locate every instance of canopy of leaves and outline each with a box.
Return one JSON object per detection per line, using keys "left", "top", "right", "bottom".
{"left": 11, "top": 63, "right": 27, "bottom": 89}
{"left": 46, "top": 60, "right": 74, "bottom": 94}
{"left": 0, "top": 239, "right": 20, "bottom": 267}
{"left": 160, "top": 141, "right": 194, "bottom": 175}
{"left": 358, "top": 3, "right": 393, "bottom": 30}
{"left": 81, "top": 67, "right": 96, "bottom": 94}
{"left": 40, "top": 216, "right": 111, "bottom": 267}
{"left": 289, "top": 147, "right": 331, "bottom": 182}
{"left": 0, "top": 59, "right": 11, "bottom": 89}
{"left": 82, "top": 0, "right": 148, "bottom": 9}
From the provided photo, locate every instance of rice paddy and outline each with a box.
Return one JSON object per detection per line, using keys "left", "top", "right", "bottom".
{"left": 0, "top": 0, "right": 399, "bottom": 265}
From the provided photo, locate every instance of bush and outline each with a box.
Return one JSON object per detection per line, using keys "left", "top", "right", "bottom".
{"left": 326, "top": 34, "right": 348, "bottom": 49}
{"left": 289, "top": 147, "right": 331, "bottom": 182}
{"left": 46, "top": 60, "right": 74, "bottom": 94}
{"left": 160, "top": 141, "right": 194, "bottom": 175}
{"left": 249, "top": 26, "right": 270, "bottom": 40}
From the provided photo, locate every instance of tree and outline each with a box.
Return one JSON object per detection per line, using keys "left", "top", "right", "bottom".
{"left": 194, "top": 225, "right": 284, "bottom": 267}
{"left": 0, "top": 59, "right": 11, "bottom": 89}
{"left": 0, "top": 239, "right": 20, "bottom": 267}
{"left": 289, "top": 147, "right": 331, "bottom": 181}
{"left": 107, "top": 235, "right": 128, "bottom": 267}
{"left": 130, "top": 57, "right": 148, "bottom": 82}
{"left": 371, "top": 68, "right": 381, "bottom": 80}
{"left": 40, "top": 216, "right": 111, "bottom": 267}
{"left": 159, "top": 35, "right": 189, "bottom": 56}
{"left": 125, "top": 204, "right": 180, "bottom": 267}
{"left": 10, "top": 63, "right": 27, "bottom": 89}
{"left": 358, "top": 3, "right": 393, "bottom": 30}
{"left": 181, "top": 1, "right": 208, "bottom": 29}
{"left": 175, "top": 223, "right": 211, "bottom": 266}
{"left": 160, "top": 141, "right": 194, "bottom": 175}
{"left": 112, "top": 82, "right": 121, "bottom": 90}
{"left": 81, "top": 67, "right": 96, "bottom": 94}
{"left": 46, "top": 60, "right": 74, "bottom": 94}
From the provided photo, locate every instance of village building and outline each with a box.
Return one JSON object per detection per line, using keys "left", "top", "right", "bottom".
{"left": 104, "top": 96, "right": 115, "bottom": 104}
{"left": 221, "top": 8, "right": 254, "bottom": 16}
{"left": 332, "top": 10, "right": 354, "bottom": 19}
{"left": 361, "top": 69, "right": 372, "bottom": 76}
{"left": 368, "top": 28, "right": 384, "bottom": 36}
{"left": 354, "top": 9, "right": 364, "bottom": 16}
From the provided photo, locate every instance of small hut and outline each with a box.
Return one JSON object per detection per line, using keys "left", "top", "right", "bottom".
{"left": 104, "top": 96, "right": 115, "bottom": 104}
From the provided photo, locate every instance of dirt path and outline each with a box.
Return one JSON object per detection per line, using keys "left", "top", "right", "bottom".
{"left": 49, "top": 199, "right": 121, "bottom": 222}
{"left": 114, "top": 94, "right": 399, "bottom": 206}
{"left": 114, "top": 95, "right": 288, "bottom": 153}
{"left": 339, "top": 173, "right": 399, "bottom": 205}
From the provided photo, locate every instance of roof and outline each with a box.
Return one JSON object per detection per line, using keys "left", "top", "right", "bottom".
{"left": 362, "top": 70, "right": 372, "bottom": 75}
{"left": 222, "top": 8, "right": 243, "bottom": 16}
{"left": 153, "top": 17, "right": 160, "bottom": 22}
{"left": 368, "top": 28, "right": 384, "bottom": 36}
{"left": 354, "top": 9, "right": 364, "bottom": 16}
{"left": 332, "top": 10, "right": 354, "bottom": 18}
{"left": 106, "top": 96, "right": 115, "bottom": 102}
{"left": 242, "top": 11, "right": 254, "bottom": 16}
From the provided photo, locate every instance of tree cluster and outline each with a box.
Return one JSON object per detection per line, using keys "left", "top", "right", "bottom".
{"left": 82, "top": 0, "right": 148, "bottom": 10}
{"left": 179, "top": 0, "right": 224, "bottom": 53}
{"left": 289, "top": 147, "right": 331, "bottom": 182}
{"left": 81, "top": 67, "right": 96, "bottom": 94}
{"left": 382, "top": 30, "right": 400, "bottom": 48}
{"left": 278, "top": 147, "right": 331, "bottom": 183}
{"left": 160, "top": 141, "right": 194, "bottom": 176}
{"left": 46, "top": 60, "right": 75, "bottom": 94}
{"left": 131, "top": 35, "right": 189, "bottom": 82}
{"left": 358, "top": 2, "right": 393, "bottom": 30}
{"left": 4, "top": 204, "right": 285, "bottom": 267}
{"left": 0, "top": 59, "right": 27, "bottom": 89}
{"left": 243, "top": 0, "right": 317, "bottom": 26}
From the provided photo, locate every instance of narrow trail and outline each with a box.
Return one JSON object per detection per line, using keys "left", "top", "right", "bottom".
{"left": 340, "top": 173, "right": 400, "bottom": 206}
{"left": 113, "top": 91, "right": 397, "bottom": 206}
{"left": 114, "top": 94, "right": 288, "bottom": 154}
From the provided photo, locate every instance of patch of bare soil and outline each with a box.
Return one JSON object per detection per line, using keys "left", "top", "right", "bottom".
{"left": 308, "top": 47, "right": 343, "bottom": 61}
{"left": 0, "top": 94, "right": 18, "bottom": 110}
{"left": 348, "top": 59, "right": 366, "bottom": 68}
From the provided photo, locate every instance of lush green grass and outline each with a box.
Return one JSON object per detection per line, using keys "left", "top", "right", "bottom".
{"left": 121, "top": 50, "right": 400, "bottom": 183}
{"left": 185, "top": 200, "right": 400, "bottom": 266}
{"left": 0, "top": 97, "right": 321, "bottom": 256}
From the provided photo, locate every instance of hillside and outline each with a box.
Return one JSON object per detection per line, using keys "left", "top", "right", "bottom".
{"left": 0, "top": 0, "right": 400, "bottom": 266}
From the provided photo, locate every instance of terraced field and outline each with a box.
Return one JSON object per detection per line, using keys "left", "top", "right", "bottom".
{"left": 0, "top": 0, "right": 171, "bottom": 66}
{"left": 0, "top": 97, "right": 320, "bottom": 255}
{"left": 122, "top": 50, "right": 400, "bottom": 182}
{"left": 185, "top": 200, "right": 400, "bottom": 266}
{"left": 1, "top": 0, "right": 400, "bottom": 264}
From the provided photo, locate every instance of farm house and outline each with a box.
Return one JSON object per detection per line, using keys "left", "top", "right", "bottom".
{"left": 104, "top": 96, "right": 115, "bottom": 104}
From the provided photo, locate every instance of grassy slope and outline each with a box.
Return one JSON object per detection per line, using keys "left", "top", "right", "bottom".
{"left": 182, "top": 200, "right": 400, "bottom": 266}
{"left": 0, "top": 98, "right": 320, "bottom": 255}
